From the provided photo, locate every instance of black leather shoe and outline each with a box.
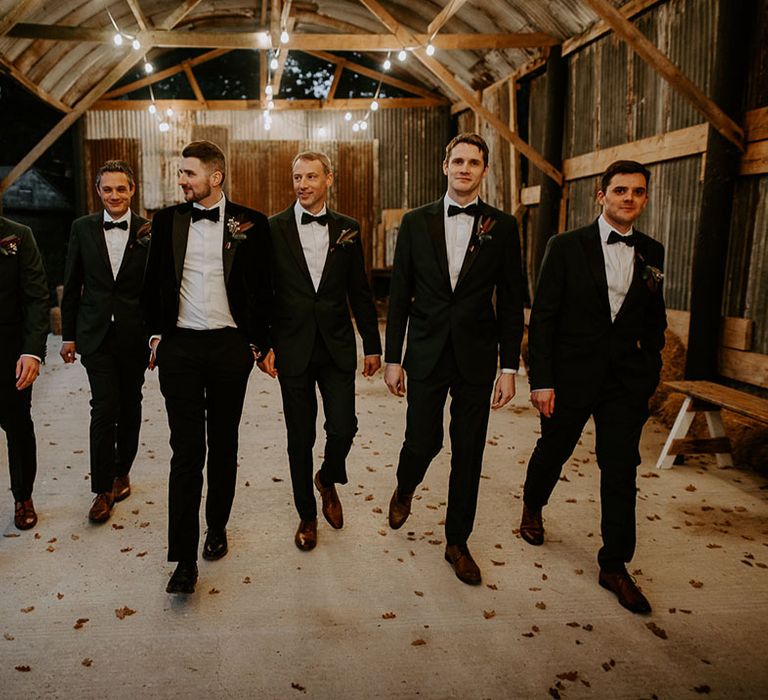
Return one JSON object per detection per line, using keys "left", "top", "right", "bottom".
{"left": 599, "top": 569, "right": 652, "bottom": 614}
{"left": 388, "top": 487, "right": 413, "bottom": 529}
{"left": 519, "top": 504, "right": 544, "bottom": 546}
{"left": 202, "top": 528, "right": 228, "bottom": 561}
{"left": 166, "top": 561, "right": 198, "bottom": 594}
{"left": 444, "top": 544, "right": 482, "bottom": 585}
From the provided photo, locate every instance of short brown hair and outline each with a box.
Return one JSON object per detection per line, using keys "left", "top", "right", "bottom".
{"left": 292, "top": 150, "right": 333, "bottom": 175}
{"left": 444, "top": 133, "right": 489, "bottom": 167}
{"left": 600, "top": 160, "right": 651, "bottom": 192}
{"left": 182, "top": 140, "right": 226, "bottom": 183}
{"left": 96, "top": 160, "right": 135, "bottom": 188}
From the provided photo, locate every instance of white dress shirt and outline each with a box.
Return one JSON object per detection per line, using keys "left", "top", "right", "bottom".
{"left": 598, "top": 214, "right": 636, "bottom": 322}
{"left": 443, "top": 194, "right": 476, "bottom": 291}
{"left": 177, "top": 195, "right": 237, "bottom": 330}
{"left": 103, "top": 210, "right": 131, "bottom": 279}
{"left": 294, "top": 201, "right": 329, "bottom": 292}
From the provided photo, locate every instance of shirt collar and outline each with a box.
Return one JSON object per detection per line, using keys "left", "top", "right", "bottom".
{"left": 444, "top": 194, "right": 479, "bottom": 215}
{"left": 294, "top": 200, "right": 328, "bottom": 221}
{"left": 192, "top": 193, "right": 226, "bottom": 213}
{"left": 103, "top": 210, "right": 131, "bottom": 226}
{"left": 598, "top": 214, "right": 633, "bottom": 243}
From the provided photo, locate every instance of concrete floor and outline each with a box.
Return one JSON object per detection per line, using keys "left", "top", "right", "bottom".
{"left": 1, "top": 334, "right": 767, "bottom": 699}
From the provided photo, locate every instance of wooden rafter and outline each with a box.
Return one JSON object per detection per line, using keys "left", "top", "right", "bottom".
{"left": 8, "top": 24, "right": 556, "bottom": 51}
{"left": 102, "top": 49, "right": 229, "bottom": 99}
{"left": 0, "top": 52, "right": 71, "bottom": 112}
{"left": 90, "top": 97, "right": 445, "bottom": 111}
{"left": 358, "top": 0, "right": 564, "bottom": 185}
{"left": 270, "top": 0, "right": 281, "bottom": 44}
{"left": 272, "top": 17, "right": 295, "bottom": 96}
{"left": 427, "top": 0, "right": 471, "bottom": 38}
{"left": 0, "top": 0, "right": 42, "bottom": 37}
{"left": 183, "top": 63, "right": 206, "bottom": 105}
{"left": 293, "top": 10, "right": 366, "bottom": 34}
{"left": 582, "top": 0, "right": 744, "bottom": 150}
{"left": 125, "top": 0, "right": 150, "bottom": 32}
{"left": 326, "top": 61, "right": 345, "bottom": 102}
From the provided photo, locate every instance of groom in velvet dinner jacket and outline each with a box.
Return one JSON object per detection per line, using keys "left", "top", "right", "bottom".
{"left": 384, "top": 133, "right": 524, "bottom": 585}
{"left": 262, "top": 151, "right": 381, "bottom": 552}
{"left": 142, "top": 140, "right": 271, "bottom": 594}
{"left": 61, "top": 160, "right": 150, "bottom": 524}
{"left": 520, "top": 160, "right": 666, "bottom": 614}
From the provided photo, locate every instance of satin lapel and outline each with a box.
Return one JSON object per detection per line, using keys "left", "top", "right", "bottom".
{"left": 172, "top": 205, "right": 191, "bottom": 284}
{"left": 115, "top": 214, "right": 141, "bottom": 281}
{"left": 282, "top": 211, "right": 314, "bottom": 287}
{"left": 92, "top": 215, "right": 113, "bottom": 280}
{"left": 615, "top": 235, "right": 647, "bottom": 323}
{"left": 455, "top": 200, "right": 487, "bottom": 289}
{"left": 222, "top": 203, "right": 237, "bottom": 285}
{"left": 580, "top": 223, "right": 611, "bottom": 318}
{"left": 426, "top": 200, "right": 450, "bottom": 289}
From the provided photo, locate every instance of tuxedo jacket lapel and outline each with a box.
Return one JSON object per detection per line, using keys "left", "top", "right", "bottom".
{"left": 115, "top": 213, "right": 142, "bottom": 281}
{"left": 614, "top": 233, "right": 647, "bottom": 323}
{"left": 426, "top": 200, "right": 451, "bottom": 289}
{"left": 280, "top": 209, "right": 314, "bottom": 288}
{"left": 172, "top": 204, "right": 191, "bottom": 284}
{"left": 455, "top": 199, "right": 489, "bottom": 289}
{"left": 91, "top": 216, "right": 114, "bottom": 280}
{"left": 222, "top": 203, "right": 238, "bottom": 285}
{"left": 317, "top": 212, "right": 341, "bottom": 292}
{"left": 580, "top": 223, "right": 611, "bottom": 319}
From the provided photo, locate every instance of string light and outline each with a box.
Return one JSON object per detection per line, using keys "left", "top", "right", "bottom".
{"left": 426, "top": 43, "right": 435, "bottom": 56}
{"left": 265, "top": 85, "right": 273, "bottom": 96}
{"left": 344, "top": 112, "right": 352, "bottom": 121}
{"left": 148, "top": 104, "right": 157, "bottom": 114}
{"left": 398, "top": 49, "right": 407, "bottom": 62}
{"left": 280, "top": 30, "right": 290, "bottom": 44}
{"left": 165, "top": 107, "right": 174, "bottom": 117}
{"left": 144, "top": 61, "right": 154, "bottom": 74}
{"left": 132, "top": 38, "right": 141, "bottom": 51}
{"left": 383, "top": 51, "right": 392, "bottom": 71}
{"left": 352, "top": 123, "right": 360, "bottom": 132}
{"left": 360, "top": 120, "right": 368, "bottom": 131}
{"left": 113, "top": 33, "right": 123, "bottom": 46}
{"left": 158, "top": 121, "right": 170, "bottom": 132}
{"left": 370, "top": 100, "right": 379, "bottom": 111}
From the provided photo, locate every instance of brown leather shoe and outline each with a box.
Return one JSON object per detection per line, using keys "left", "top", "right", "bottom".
{"left": 314, "top": 471, "right": 343, "bottom": 529}
{"left": 88, "top": 493, "right": 114, "bottom": 523}
{"left": 520, "top": 504, "right": 544, "bottom": 546}
{"left": 599, "top": 569, "right": 652, "bottom": 614}
{"left": 388, "top": 487, "right": 413, "bottom": 529}
{"left": 112, "top": 475, "right": 131, "bottom": 502}
{"left": 444, "top": 544, "right": 482, "bottom": 585}
{"left": 295, "top": 518, "right": 317, "bottom": 551}
{"left": 14, "top": 499, "right": 37, "bottom": 530}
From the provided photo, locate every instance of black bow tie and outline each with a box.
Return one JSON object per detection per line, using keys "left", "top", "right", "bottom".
{"left": 447, "top": 203, "right": 480, "bottom": 217}
{"left": 607, "top": 230, "right": 636, "bottom": 247}
{"left": 301, "top": 212, "right": 328, "bottom": 226}
{"left": 191, "top": 207, "right": 220, "bottom": 223}
{"left": 104, "top": 220, "right": 128, "bottom": 231}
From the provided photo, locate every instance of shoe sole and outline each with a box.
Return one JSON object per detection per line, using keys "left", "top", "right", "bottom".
{"left": 520, "top": 531, "right": 544, "bottom": 546}
{"left": 598, "top": 577, "right": 652, "bottom": 614}
{"left": 444, "top": 553, "right": 482, "bottom": 585}
{"left": 202, "top": 548, "right": 228, "bottom": 561}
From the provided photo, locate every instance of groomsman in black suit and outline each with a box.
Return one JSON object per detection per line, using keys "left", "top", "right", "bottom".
{"left": 262, "top": 151, "right": 381, "bottom": 551}
{"left": 0, "top": 217, "right": 49, "bottom": 530}
{"left": 143, "top": 140, "right": 271, "bottom": 594}
{"left": 520, "top": 160, "right": 666, "bottom": 614}
{"left": 384, "top": 133, "right": 524, "bottom": 585}
{"left": 61, "top": 160, "right": 150, "bottom": 523}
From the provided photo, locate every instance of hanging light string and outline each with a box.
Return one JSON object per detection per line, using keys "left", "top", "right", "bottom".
{"left": 107, "top": 7, "right": 154, "bottom": 75}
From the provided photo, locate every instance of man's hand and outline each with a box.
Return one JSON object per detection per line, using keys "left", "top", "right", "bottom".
{"left": 148, "top": 337, "right": 160, "bottom": 371}
{"left": 15, "top": 356, "right": 40, "bottom": 390}
{"left": 60, "top": 342, "right": 77, "bottom": 364}
{"left": 531, "top": 389, "right": 555, "bottom": 418}
{"left": 384, "top": 363, "right": 406, "bottom": 397}
{"left": 257, "top": 348, "right": 277, "bottom": 378}
{"left": 491, "top": 373, "right": 516, "bottom": 410}
{"left": 362, "top": 354, "right": 381, "bottom": 377}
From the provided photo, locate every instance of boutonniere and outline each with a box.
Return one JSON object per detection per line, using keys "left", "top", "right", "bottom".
{"left": 636, "top": 251, "right": 664, "bottom": 293}
{"left": 0, "top": 234, "right": 20, "bottom": 256}
{"left": 225, "top": 216, "right": 254, "bottom": 249}
{"left": 332, "top": 227, "right": 358, "bottom": 251}
{"left": 129, "top": 221, "right": 152, "bottom": 249}
{"left": 469, "top": 216, "right": 496, "bottom": 253}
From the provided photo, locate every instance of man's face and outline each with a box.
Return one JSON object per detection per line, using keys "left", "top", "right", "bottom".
{"left": 597, "top": 172, "right": 649, "bottom": 232}
{"left": 443, "top": 142, "right": 488, "bottom": 201}
{"left": 178, "top": 156, "right": 220, "bottom": 204}
{"left": 96, "top": 171, "right": 134, "bottom": 219}
{"left": 293, "top": 158, "right": 333, "bottom": 214}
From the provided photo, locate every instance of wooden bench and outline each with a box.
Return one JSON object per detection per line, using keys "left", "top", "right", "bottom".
{"left": 656, "top": 380, "right": 768, "bottom": 469}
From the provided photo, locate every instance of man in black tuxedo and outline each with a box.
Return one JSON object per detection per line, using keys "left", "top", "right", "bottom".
{"left": 520, "top": 160, "right": 666, "bottom": 614}
{"left": 142, "top": 140, "right": 271, "bottom": 594}
{"left": 384, "top": 133, "right": 524, "bottom": 585}
{"left": 261, "top": 151, "right": 381, "bottom": 551}
{"left": 61, "top": 160, "right": 150, "bottom": 523}
{"left": 0, "top": 217, "right": 49, "bottom": 530}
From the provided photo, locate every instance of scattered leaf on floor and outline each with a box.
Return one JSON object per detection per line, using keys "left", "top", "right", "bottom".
{"left": 483, "top": 610, "right": 496, "bottom": 619}
{"left": 382, "top": 612, "right": 396, "bottom": 619}
{"left": 115, "top": 606, "right": 136, "bottom": 620}
{"left": 646, "top": 622, "right": 668, "bottom": 640}
{"left": 411, "top": 639, "right": 426, "bottom": 646}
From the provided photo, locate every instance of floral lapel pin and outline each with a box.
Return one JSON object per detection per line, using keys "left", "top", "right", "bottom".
{"left": 225, "top": 216, "right": 254, "bottom": 249}
{"left": 129, "top": 221, "right": 152, "bottom": 250}
{"left": 468, "top": 216, "right": 496, "bottom": 253}
{"left": 0, "top": 234, "right": 20, "bottom": 256}
{"left": 636, "top": 251, "right": 664, "bottom": 293}
{"left": 332, "top": 227, "right": 358, "bottom": 252}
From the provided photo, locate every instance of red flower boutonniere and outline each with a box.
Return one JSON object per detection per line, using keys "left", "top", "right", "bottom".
{"left": 636, "top": 251, "right": 664, "bottom": 293}
{"left": 225, "top": 216, "right": 254, "bottom": 249}
{"left": 0, "top": 234, "right": 20, "bottom": 256}
{"left": 469, "top": 216, "right": 496, "bottom": 253}
{"left": 332, "top": 227, "right": 358, "bottom": 251}
{"left": 129, "top": 221, "right": 152, "bottom": 249}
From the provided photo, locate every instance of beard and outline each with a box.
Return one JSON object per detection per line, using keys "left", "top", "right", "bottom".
{"left": 184, "top": 182, "right": 212, "bottom": 203}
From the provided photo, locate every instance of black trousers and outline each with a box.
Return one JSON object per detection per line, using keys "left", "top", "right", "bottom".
{"left": 523, "top": 376, "right": 649, "bottom": 572}
{"left": 396, "top": 342, "right": 493, "bottom": 546}
{"left": 0, "top": 337, "right": 37, "bottom": 502}
{"left": 157, "top": 328, "right": 253, "bottom": 562}
{"left": 81, "top": 325, "right": 147, "bottom": 494}
{"left": 278, "top": 332, "right": 357, "bottom": 521}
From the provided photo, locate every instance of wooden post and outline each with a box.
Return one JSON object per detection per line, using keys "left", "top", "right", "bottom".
{"left": 685, "top": 0, "right": 755, "bottom": 379}
{"left": 530, "top": 45, "right": 567, "bottom": 286}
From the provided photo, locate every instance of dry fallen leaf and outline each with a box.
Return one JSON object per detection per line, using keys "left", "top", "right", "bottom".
{"left": 73, "top": 618, "right": 89, "bottom": 630}
{"left": 136, "top": 551, "right": 148, "bottom": 557}
{"left": 81, "top": 658, "right": 93, "bottom": 667}
{"left": 483, "top": 610, "right": 496, "bottom": 619}
{"left": 693, "top": 685, "right": 711, "bottom": 694}
{"left": 685, "top": 484, "right": 697, "bottom": 492}
{"left": 20, "top": 606, "right": 34, "bottom": 614}
{"left": 372, "top": 507, "right": 382, "bottom": 514}
{"left": 111, "top": 524, "right": 124, "bottom": 530}
{"left": 601, "top": 659, "right": 616, "bottom": 672}
{"left": 491, "top": 560, "right": 506, "bottom": 566}
{"left": 556, "top": 671, "right": 579, "bottom": 682}
{"left": 56, "top": 593, "right": 64, "bottom": 600}
{"left": 115, "top": 606, "right": 136, "bottom": 620}
{"left": 689, "top": 580, "right": 704, "bottom": 589}
{"left": 243, "top": 577, "right": 251, "bottom": 584}
{"left": 290, "top": 682, "right": 306, "bottom": 692}
{"left": 15, "top": 665, "right": 31, "bottom": 672}
{"left": 535, "top": 601, "right": 547, "bottom": 610}
{"left": 411, "top": 639, "right": 426, "bottom": 646}
{"left": 271, "top": 477, "right": 283, "bottom": 482}
{"left": 486, "top": 583, "right": 498, "bottom": 591}
{"left": 646, "top": 622, "right": 668, "bottom": 640}
{"left": 414, "top": 591, "right": 424, "bottom": 597}
{"left": 382, "top": 612, "right": 396, "bottom": 619}
{"left": 208, "top": 588, "right": 221, "bottom": 595}
{"left": 4, "top": 633, "right": 15, "bottom": 640}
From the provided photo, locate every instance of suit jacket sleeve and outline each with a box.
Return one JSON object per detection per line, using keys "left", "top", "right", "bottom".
{"left": 641, "top": 239, "right": 667, "bottom": 375}
{"left": 345, "top": 220, "right": 381, "bottom": 356}
{"left": 19, "top": 225, "right": 50, "bottom": 359}
{"left": 60, "top": 221, "right": 84, "bottom": 343}
{"left": 242, "top": 212, "right": 273, "bottom": 352}
{"left": 141, "top": 210, "right": 165, "bottom": 337}
{"left": 495, "top": 214, "right": 524, "bottom": 370}
{"left": 528, "top": 235, "right": 567, "bottom": 390}
{"left": 384, "top": 212, "right": 414, "bottom": 364}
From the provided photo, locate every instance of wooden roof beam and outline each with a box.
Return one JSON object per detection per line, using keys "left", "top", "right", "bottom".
{"left": 90, "top": 96, "right": 445, "bottom": 111}
{"left": 358, "top": 0, "right": 564, "bottom": 185}
{"left": 0, "top": 52, "right": 71, "bottom": 112}
{"left": 582, "top": 0, "right": 744, "bottom": 150}
{"left": 427, "top": 0, "right": 471, "bottom": 38}
{"left": 125, "top": 0, "right": 151, "bottom": 32}
{"left": 0, "top": 0, "right": 43, "bottom": 37}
